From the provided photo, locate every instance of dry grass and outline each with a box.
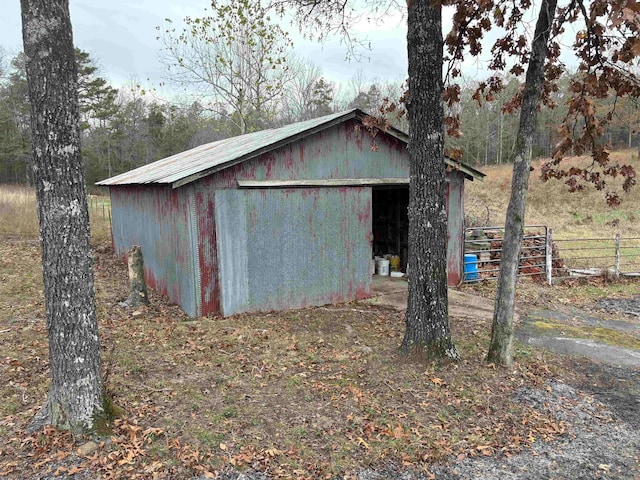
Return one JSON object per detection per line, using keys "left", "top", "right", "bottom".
{"left": 466, "top": 149, "right": 640, "bottom": 238}
{"left": 0, "top": 185, "right": 39, "bottom": 238}
{"left": 465, "top": 149, "right": 640, "bottom": 270}
{"left": 0, "top": 184, "right": 112, "bottom": 244}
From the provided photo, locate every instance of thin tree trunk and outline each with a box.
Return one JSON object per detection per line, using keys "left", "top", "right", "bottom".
{"left": 484, "top": 111, "right": 489, "bottom": 166}
{"left": 21, "top": 0, "right": 103, "bottom": 434}
{"left": 499, "top": 111, "right": 504, "bottom": 164}
{"left": 401, "top": 0, "right": 458, "bottom": 360}
{"left": 487, "top": 0, "right": 558, "bottom": 365}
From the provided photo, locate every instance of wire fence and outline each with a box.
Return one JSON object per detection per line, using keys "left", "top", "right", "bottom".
{"left": 88, "top": 195, "right": 111, "bottom": 223}
{"left": 463, "top": 225, "right": 640, "bottom": 284}
{"left": 552, "top": 234, "right": 640, "bottom": 280}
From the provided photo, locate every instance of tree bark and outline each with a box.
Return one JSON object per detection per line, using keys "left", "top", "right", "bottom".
{"left": 401, "top": 0, "right": 458, "bottom": 360}
{"left": 21, "top": 0, "right": 104, "bottom": 434}
{"left": 122, "top": 245, "right": 150, "bottom": 307}
{"left": 487, "top": 0, "right": 558, "bottom": 365}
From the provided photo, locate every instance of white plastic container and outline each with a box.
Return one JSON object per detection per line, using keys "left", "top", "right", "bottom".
{"left": 376, "top": 258, "right": 390, "bottom": 276}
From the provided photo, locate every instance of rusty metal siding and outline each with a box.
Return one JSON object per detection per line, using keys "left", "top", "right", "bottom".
{"left": 109, "top": 185, "right": 198, "bottom": 316}
{"left": 187, "top": 186, "right": 202, "bottom": 315}
{"left": 215, "top": 190, "right": 250, "bottom": 315}
{"left": 214, "top": 187, "right": 372, "bottom": 317}
{"left": 199, "top": 120, "right": 409, "bottom": 190}
{"left": 194, "top": 185, "right": 221, "bottom": 316}
{"left": 446, "top": 172, "right": 465, "bottom": 286}
{"left": 194, "top": 120, "right": 465, "bottom": 308}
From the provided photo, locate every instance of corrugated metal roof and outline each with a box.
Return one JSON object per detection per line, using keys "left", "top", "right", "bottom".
{"left": 96, "top": 108, "right": 484, "bottom": 188}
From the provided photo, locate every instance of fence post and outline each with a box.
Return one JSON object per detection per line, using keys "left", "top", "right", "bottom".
{"left": 615, "top": 234, "right": 621, "bottom": 277}
{"left": 546, "top": 227, "right": 553, "bottom": 285}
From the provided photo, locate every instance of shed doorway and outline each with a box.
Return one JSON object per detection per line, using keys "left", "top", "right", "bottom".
{"left": 372, "top": 186, "right": 409, "bottom": 272}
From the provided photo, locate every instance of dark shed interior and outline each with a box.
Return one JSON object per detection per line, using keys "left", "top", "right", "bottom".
{"left": 372, "top": 186, "right": 409, "bottom": 271}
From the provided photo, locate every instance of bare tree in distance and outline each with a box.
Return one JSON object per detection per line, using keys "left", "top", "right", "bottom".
{"left": 279, "top": 58, "right": 336, "bottom": 122}
{"left": 158, "top": 0, "right": 296, "bottom": 134}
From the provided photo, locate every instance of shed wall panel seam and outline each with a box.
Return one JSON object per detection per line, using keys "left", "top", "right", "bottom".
{"left": 188, "top": 185, "right": 202, "bottom": 316}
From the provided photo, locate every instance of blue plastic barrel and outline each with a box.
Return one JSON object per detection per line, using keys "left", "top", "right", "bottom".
{"left": 463, "top": 254, "right": 479, "bottom": 281}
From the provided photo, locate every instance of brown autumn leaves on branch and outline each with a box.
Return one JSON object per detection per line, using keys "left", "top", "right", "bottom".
{"left": 454, "top": 0, "right": 639, "bottom": 205}
{"left": 363, "top": 0, "right": 639, "bottom": 205}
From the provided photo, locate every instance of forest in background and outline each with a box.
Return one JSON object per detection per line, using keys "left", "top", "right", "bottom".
{"left": 1, "top": 45, "right": 639, "bottom": 189}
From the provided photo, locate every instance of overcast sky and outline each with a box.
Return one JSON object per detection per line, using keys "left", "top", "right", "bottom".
{"left": 1, "top": 1, "right": 580, "bottom": 102}
{"left": 0, "top": 0, "right": 412, "bottom": 97}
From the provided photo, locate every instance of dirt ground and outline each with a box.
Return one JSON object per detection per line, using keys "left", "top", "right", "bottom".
{"left": 1, "top": 242, "right": 639, "bottom": 479}
{"left": 368, "top": 277, "right": 497, "bottom": 323}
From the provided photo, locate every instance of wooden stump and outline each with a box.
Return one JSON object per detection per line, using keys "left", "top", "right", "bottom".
{"left": 122, "top": 245, "right": 149, "bottom": 307}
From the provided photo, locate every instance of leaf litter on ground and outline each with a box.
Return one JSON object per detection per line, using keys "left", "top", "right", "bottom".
{"left": 0, "top": 238, "right": 638, "bottom": 479}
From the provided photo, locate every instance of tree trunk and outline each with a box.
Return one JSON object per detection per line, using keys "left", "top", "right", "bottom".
{"left": 487, "top": 0, "right": 558, "bottom": 365}
{"left": 628, "top": 110, "right": 632, "bottom": 149}
{"left": 21, "top": 0, "right": 104, "bottom": 434}
{"left": 122, "top": 245, "right": 150, "bottom": 307}
{"left": 401, "top": 0, "right": 458, "bottom": 360}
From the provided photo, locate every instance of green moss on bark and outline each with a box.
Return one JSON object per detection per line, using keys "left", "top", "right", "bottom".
{"left": 400, "top": 336, "right": 460, "bottom": 362}
{"left": 93, "top": 395, "right": 124, "bottom": 436}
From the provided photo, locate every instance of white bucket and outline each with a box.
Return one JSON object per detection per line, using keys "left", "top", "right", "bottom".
{"left": 376, "top": 258, "right": 390, "bottom": 276}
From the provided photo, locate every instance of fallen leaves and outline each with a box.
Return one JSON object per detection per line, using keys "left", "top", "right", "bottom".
{"left": 356, "top": 437, "right": 370, "bottom": 449}
{"left": 475, "top": 444, "right": 493, "bottom": 456}
{"left": 430, "top": 377, "right": 444, "bottom": 386}
{"left": 385, "top": 422, "right": 408, "bottom": 440}
{"left": 264, "top": 447, "right": 285, "bottom": 457}
{"left": 0, "top": 239, "right": 595, "bottom": 479}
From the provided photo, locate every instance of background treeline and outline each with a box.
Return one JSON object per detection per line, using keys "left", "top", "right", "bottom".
{"left": 1, "top": 48, "right": 638, "bottom": 189}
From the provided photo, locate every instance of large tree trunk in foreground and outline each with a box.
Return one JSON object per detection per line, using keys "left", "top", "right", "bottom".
{"left": 488, "top": 0, "right": 558, "bottom": 365}
{"left": 401, "top": 0, "right": 458, "bottom": 360}
{"left": 21, "top": 0, "right": 103, "bottom": 434}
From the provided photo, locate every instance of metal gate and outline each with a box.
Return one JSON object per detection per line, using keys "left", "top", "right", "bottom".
{"left": 463, "top": 226, "right": 640, "bottom": 284}
{"left": 462, "top": 225, "right": 549, "bottom": 283}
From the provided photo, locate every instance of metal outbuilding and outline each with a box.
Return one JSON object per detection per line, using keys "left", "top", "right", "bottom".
{"left": 97, "top": 109, "right": 484, "bottom": 317}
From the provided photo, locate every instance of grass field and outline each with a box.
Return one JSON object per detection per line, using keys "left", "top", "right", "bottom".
{"left": 465, "top": 149, "right": 640, "bottom": 272}
{"left": 0, "top": 184, "right": 112, "bottom": 244}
